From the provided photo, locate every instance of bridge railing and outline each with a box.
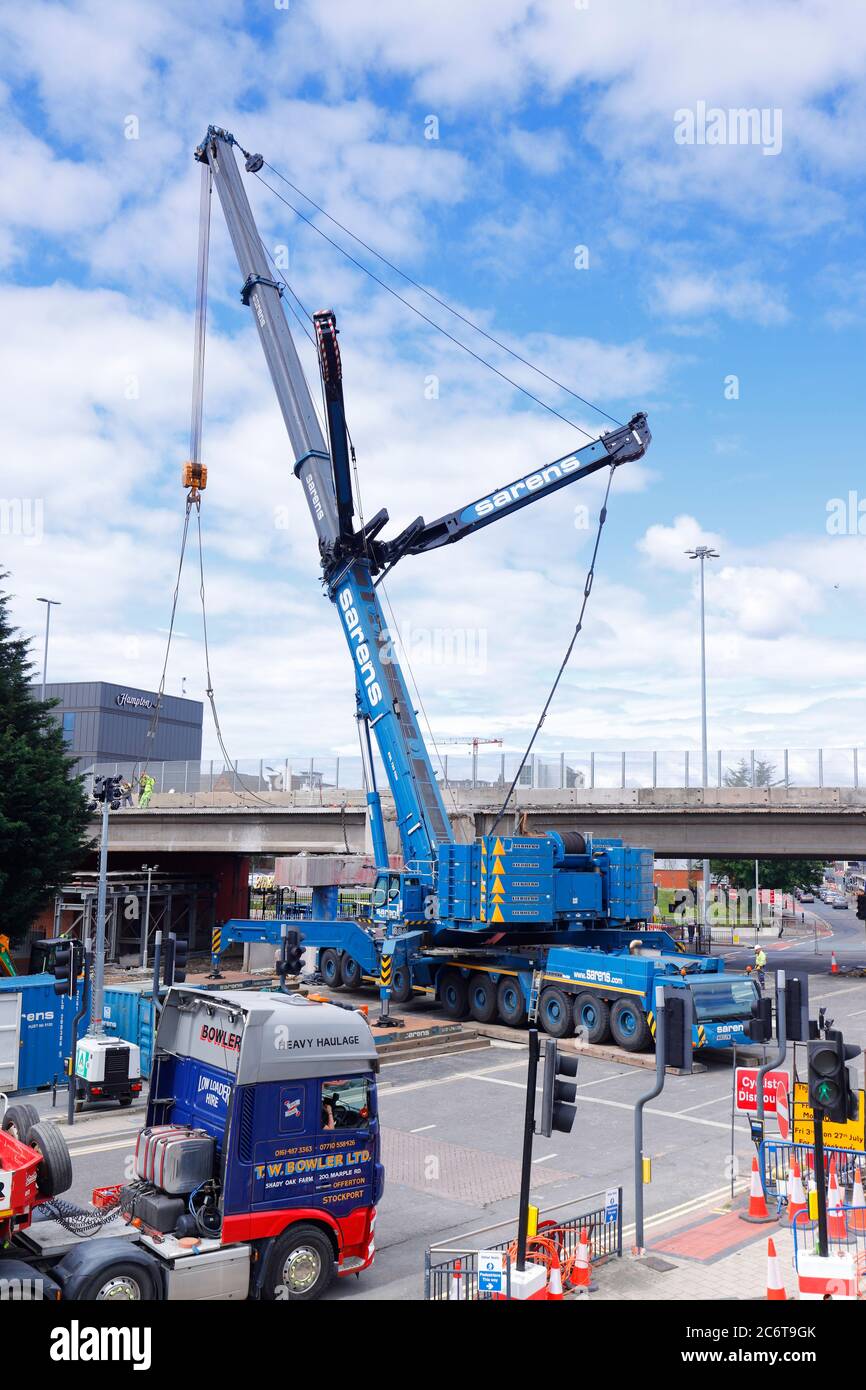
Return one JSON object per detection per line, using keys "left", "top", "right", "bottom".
{"left": 78, "top": 745, "right": 866, "bottom": 796}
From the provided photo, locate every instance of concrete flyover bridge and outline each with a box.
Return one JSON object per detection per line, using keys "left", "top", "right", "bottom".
{"left": 102, "top": 784, "right": 866, "bottom": 860}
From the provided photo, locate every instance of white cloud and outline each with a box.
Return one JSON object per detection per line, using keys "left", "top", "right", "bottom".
{"left": 638, "top": 515, "right": 723, "bottom": 572}
{"left": 649, "top": 270, "right": 789, "bottom": 326}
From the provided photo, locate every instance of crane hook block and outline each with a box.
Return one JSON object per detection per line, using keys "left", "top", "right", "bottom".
{"left": 182, "top": 461, "right": 208, "bottom": 493}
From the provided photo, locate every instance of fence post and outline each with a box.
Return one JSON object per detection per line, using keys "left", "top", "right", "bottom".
{"left": 818, "top": 748, "right": 824, "bottom": 788}
{"left": 617, "top": 1186, "right": 623, "bottom": 1256}
{"left": 750, "top": 749, "right": 756, "bottom": 786}
{"left": 684, "top": 750, "right": 689, "bottom": 789}
{"left": 717, "top": 749, "right": 722, "bottom": 787}
{"left": 652, "top": 750, "right": 657, "bottom": 789}
{"left": 855, "top": 748, "right": 859, "bottom": 791}
{"left": 335, "top": 756, "right": 340, "bottom": 789}
{"left": 590, "top": 752, "right": 595, "bottom": 790}
{"left": 784, "top": 749, "right": 789, "bottom": 788}
{"left": 559, "top": 752, "right": 565, "bottom": 790}
{"left": 621, "top": 751, "right": 626, "bottom": 789}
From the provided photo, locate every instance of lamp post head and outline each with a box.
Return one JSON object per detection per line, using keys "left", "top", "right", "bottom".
{"left": 684, "top": 547, "right": 720, "bottom": 561}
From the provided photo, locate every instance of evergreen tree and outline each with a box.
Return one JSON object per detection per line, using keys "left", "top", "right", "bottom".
{"left": 710, "top": 858, "right": 826, "bottom": 894}
{"left": 0, "top": 578, "right": 92, "bottom": 945}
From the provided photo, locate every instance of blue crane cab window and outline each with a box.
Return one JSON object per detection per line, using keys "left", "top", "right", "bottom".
{"left": 320, "top": 1077, "right": 371, "bottom": 1133}
{"left": 690, "top": 977, "right": 759, "bottom": 1022}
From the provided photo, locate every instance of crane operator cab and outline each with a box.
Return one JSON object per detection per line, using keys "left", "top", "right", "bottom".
{"left": 371, "top": 872, "right": 429, "bottom": 926}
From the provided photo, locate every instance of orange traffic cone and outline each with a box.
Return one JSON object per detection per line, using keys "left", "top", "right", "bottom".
{"left": 741, "top": 1154, "right": 777, "bottom": 1224}
{"left": 450, "top": 1258, "right": 462, "bottom": 1300}
{"left": 766, "top": 1238, "right": 787, "bottom": 1300}
{"left": 826, "top": 1159, "right": 848, "bottom": 1242}
{"left": 830, "top": 951, "right": 839, "bottom": 975}
{"left": 547, "top": 1254, "right": 564, "bottom": 1300}
{"left": 786, "top": 1158, "right": 809, "bottom": 1227}
{"left": 570, "top": 1228, "right": 596, "bottom": 1292}
{"left": 849, "top": 1164, "right": 866, "bottom": 1233}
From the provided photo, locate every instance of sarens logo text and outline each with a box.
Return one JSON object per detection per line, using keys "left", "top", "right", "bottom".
{"left": 471, "top": 453, "right": 584, "bottom": 518}
{"left": 338, "top": 587, "right": 382, "bottom": 707}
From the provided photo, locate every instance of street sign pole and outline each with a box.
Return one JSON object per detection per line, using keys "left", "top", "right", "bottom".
{"left": 516, "top": 1028, "right": 540, "bottom": 1272}
{"left": 634, "top": 985, "right": 666, "bottom": 1253}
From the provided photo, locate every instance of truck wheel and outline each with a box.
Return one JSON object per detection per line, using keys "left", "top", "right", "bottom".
{"left": 610, "top": 999, "right": 651, "bottom": 1052}
{"left": 467, "top": 973, "right": 497, "bottom": 1023}
{"left": 2, "top": 1102, "right": 40, "bottom": 1143}
{"left": 340, "top": 955, "right": 362, "bottom": 990}
{"left": 391, "top": 966, "right": 414, "bottom": 1004}
{"left": 497, "top": 977, "right": 526, "bottom": 1027}
{"left": 264, "top": 1224, "right": 335, "bottom": 1301}
{"left": 76, "top": 1260, "right": 159, "bottom": 1301}
{"left": 573, "top": 993, "right": 611, "bottom": 1045}
{"left": 28, "top": 1121, "right": 73, "bottom": 1198}
{"left": 539, "top": 988, "right": 574, "bottom": 1039}
{"left": 439, "top": 970, "right": 469, "bottom": 1020}
{"left": 319, "top": 949, "right": 342, "bottom": 989}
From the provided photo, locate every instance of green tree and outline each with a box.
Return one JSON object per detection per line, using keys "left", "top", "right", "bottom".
{"left": 710, "top": 858, "right": 826, "bottom": 894}
{"left": 0, "top": 579, "right": 92, "bottom": 945}
{"left": 724, "top": 757, "right": 782, "bottom": 787}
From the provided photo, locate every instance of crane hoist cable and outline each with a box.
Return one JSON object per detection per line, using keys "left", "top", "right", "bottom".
{"left": 487, "top": 461, "right": 617, "bottom": 838}
{"left": 254, "top": 158, "right": 624, "bottom": 432}
{"left": 250, "top": 170, "right": 605, "bottom": 444}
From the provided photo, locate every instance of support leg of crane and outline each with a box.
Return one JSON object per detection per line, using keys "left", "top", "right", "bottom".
{"left": 375, "top": 985, "right": 404, "bottom": 1028}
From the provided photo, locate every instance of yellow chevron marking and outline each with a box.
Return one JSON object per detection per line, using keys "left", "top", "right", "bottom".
{"left": 492, "top": 857, "right": 505, "bottom": 875}
{"left": 493, "top": 838, "right": 505, "bottom": 855}
{"left": 490, "top": 905, "right": 505, "bottom": 923}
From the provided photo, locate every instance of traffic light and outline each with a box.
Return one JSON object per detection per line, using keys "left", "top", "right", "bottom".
{"left": 276, "top": 927, "right": 305, "bottom": 986}
{"left": 92, "top": 775, "right": 122, "bottom": 810}
{"left": 162, "top": 934, "right": 176, "bottom": 987}
{"left": 538, "top": 1038, "right": 578, "bottom": 1137}
{"left": 53, "top": 940, "right": 82, "bottom": 997}
{"left": 747, "top": 994, "right": 773, "bottom": 1043}
{"left": 662, "top": 987, "right": 694, "bottom": 1072}
{"left": 857, "top": 893, "right": 866, "bottom": 922}
{"left": 808, "top": 1031, "right": 861, "bottom": 1124}
{"left": 784, "top": 971, "right": 810, "bottom": 1042}
{"left": 172, "top": 935, "right": 189, "bottom": 984}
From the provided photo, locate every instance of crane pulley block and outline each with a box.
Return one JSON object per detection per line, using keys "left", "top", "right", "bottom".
{"left": 182, "top": 460, "right": 208, "bottom": 493}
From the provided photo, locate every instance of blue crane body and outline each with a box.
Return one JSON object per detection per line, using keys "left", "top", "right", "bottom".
{"left": 199, "top": 127, "right": 758, "bottom": 1055}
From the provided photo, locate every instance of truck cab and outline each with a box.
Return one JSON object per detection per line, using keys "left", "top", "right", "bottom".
{"left": 7, "top": 987, "right": 383, "bottom": 1302}
{"left": 371, "top": 872, "right": 428, "bottom": 926}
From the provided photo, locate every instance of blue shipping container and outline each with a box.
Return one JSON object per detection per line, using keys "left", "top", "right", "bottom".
{"left": 0, "top": 973, "right": 87, "bottom": 1092}
{"left": 102, "top": 985, "right": 156, "bottom": 1075}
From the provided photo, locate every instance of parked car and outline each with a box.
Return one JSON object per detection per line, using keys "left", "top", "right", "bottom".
{"left": 799, "top": 892, "right": 815, "bottom": 903}
{"left": 827, "top": 893, "right": 849, "bottom": 909}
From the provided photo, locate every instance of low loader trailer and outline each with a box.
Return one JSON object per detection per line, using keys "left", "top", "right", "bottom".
{"left": 0, "top": 987, "right": 382, "bottom": 1301}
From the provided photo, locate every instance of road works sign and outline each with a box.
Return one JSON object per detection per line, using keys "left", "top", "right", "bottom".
{"left": 735, "top": 1067, "right": 788, "bottom": 1114}
{"left": 477, "top": 1251, "right": 506, "bottom": 1294}
{"left": 792, "top": 1081, "right": 866, "bottom": 1151}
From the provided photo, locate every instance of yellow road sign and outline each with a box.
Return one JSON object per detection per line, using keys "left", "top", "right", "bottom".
{"left": 792, "top": 1080, "right": 866, "bottom": 1151}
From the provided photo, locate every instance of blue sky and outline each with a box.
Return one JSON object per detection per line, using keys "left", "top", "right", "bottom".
{"left": 2, "top": 0, "right": 865, "bottom": 766}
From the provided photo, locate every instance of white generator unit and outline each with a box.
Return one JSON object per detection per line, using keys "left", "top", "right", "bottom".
{"left": 74, "top": 1034, "right": 142, "bottom": 1109}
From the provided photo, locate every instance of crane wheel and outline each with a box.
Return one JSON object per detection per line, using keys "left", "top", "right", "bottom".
{"left": 391, "top": 966, "right": 414, "bottom": 1004}
{"left": 439, "top": 970, "right": 469, "bottom": 1020}
{"left": 610, "top": 999, "right": 651, "bottom": 1052}
{"left": 573, "top": 993, "right": 611, "bottom": 1045}
{"left": 319, "top": 950, "right": 342, "bottom": 989}
{"left": 467, "top": 973, "right": 498, "bottom": 1023}
{"left": 538, "top": 988, "right": 574, "bottom": 1039}
{"left": 340, "top": 955, "right": 362, "bottom": 990}
{"left": 496, "top": 977, "right": 526, "bottom": 1027}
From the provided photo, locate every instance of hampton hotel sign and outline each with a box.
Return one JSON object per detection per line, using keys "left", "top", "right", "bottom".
{"left": 115, "top": 692, "right": 156, "bottom": 711}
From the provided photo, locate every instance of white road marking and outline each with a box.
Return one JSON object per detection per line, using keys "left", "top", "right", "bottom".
{"left": 810, "top": 984, "right": 866, "bottom": 1003}
{"left": 466, "top": 1072, "right": 731, "bottom": 1129}
{"left": 673, "top": 1093, "right": 732, "bottom": 1115}
{"left": 532, "top": 1153, "right": 558, "bottom": 1163}
{"left": 410, "top": 1124, "right": 437, "bottom": 1133}
{"left": 67, "top": 1138, "right": 136, "bottom": 1157}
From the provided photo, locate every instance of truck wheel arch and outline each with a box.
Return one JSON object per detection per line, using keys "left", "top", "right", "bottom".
{"left": 52, "top": 1238, "right": 165, "bottom": 1301}
{"left": 251, "top": 1212, "right": 341, "bottom": 1298}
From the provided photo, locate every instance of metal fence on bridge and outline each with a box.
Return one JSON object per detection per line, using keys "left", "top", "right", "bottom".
{"left": 424, "top": 1188, "right": 622, "bottom": 1301}
{"left": 78, "top": 745, "right": 866, "bottom": 796}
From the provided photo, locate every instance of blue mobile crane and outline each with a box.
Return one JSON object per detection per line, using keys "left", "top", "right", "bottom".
{"left": 199, "top": 128, "right": 759, "bottom": 1054}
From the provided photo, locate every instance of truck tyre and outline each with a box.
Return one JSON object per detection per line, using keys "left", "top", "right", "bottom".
{"left": 263, "top": 1223, "right": 335, "bottom": 1301}
{"left": 573, "top": 993, "right": 611, "bottom": 1045}
{"left": 319, "top": 949, "right": 342, "bottom": 989}
{"left": 610, "top": 999, "right": 651, "bottom": 1052}
{"left": 439, "top": 970, "right": 469, "bottom": 1020}
{"left": 391, "top": 965, "right": 414, "bottom": 1004}
{"left": 2, "top": 1102, "right": 40, "bottom": 1143}
{"left": 74, "top": 1258, "right": 160, "bottom": 1301}
{"left": 467, "top": 973, "right": 497, "bottom": 1023}
{"left": 539, "top": 988, "right": 574, "bottom": 1039}
{"left": 497, "top": 977, "right": 526, "bottom": 1027}
{"left": 340, "top": 955, "right": 362, "bottom": 990}
{"left": 28, "top": 1121, "right": 73, "bottom": 1198}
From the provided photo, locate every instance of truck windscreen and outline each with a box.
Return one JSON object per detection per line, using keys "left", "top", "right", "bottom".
{"left": 690, "top": 978, "right": 759, "bottom": 1022}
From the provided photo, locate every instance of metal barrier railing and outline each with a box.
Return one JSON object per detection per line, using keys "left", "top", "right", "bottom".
{"left": 424, "top": 1188, "right": 622, "bottom": 1301}
{"left": 792, "top": 1206, "right": 866, "bottom": 1292}
{"left": 247, "top": 886, "right": 373, "bottom": 920}
{"left": 761, "top": 1140, "right": 864, "bottom": 1201}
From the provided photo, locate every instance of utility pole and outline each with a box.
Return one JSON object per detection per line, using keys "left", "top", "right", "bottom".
{"left": 36, "top": 596, "right": 61, "bottom": 701}
{"left": 686, "top": 547, "right": 718, "bottom": 945}
{"left": 140, "top": 862, "right": 159, "bottom": 968}
{"left": 516, "top": 1029, "right": 541, "bottom": 1271}
{"left": 634, "top": 986, "right": 666, "bottom": 1253}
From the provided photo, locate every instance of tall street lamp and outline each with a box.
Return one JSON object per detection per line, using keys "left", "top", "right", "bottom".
{"left": 36, "top": 597, "right": 62, "bottom": 701}
{"left": 685, "top": 546, "right": 719, "bottom": 941}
